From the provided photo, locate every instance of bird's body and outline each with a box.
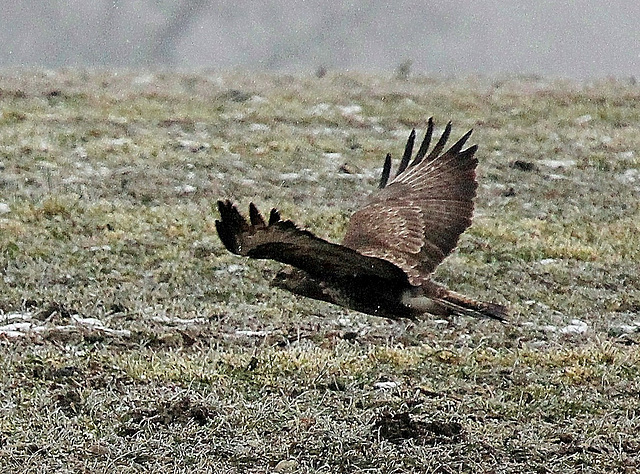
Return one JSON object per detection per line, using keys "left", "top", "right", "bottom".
{"left": 215, "top": 119, "right": 508, "bottom": 322}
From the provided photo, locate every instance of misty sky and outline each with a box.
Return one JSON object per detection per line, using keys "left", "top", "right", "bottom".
{"left": 1, "top": 0, "right": 638, "bottom": 79}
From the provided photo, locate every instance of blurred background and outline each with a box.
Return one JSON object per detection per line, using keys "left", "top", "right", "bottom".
{"left": 1, "top": 0, "right": 638, "bottom": 79}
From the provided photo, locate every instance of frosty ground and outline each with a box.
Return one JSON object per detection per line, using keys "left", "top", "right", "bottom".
{"left": 0, "top": 71, "right": 639, "bottom": 473}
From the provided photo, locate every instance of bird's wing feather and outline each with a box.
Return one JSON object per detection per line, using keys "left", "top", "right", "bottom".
{"left": 342, "top": 118, "right": 478, "bottom": 285}
{"left": 215, "top": 200, "right": 409, "bottom": 284}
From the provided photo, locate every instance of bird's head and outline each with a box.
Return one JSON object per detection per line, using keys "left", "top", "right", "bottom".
{"left": 271, "top": 267, "right": 334, "bottom": 304}
{"left": 271, "top": 267, "right": 303, "bottom": 292}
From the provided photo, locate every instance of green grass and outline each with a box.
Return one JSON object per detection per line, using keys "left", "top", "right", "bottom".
{"left": 0, "top": 70, "right": 639, "bottom": 473}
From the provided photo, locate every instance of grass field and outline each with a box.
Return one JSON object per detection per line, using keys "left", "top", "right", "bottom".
{"left": 0, "top": 70, "right": 639, "bottom": 473}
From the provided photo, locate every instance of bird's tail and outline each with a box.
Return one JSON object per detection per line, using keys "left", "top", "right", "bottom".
{"left": 434, "top": 288, "right": 508, "bottom": 323}
{"left": 405, "top": 283, "right": 508, "bottom": 322}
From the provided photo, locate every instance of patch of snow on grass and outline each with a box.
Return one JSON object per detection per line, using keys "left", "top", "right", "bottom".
{"left": 0, "top": 322, "right": 33, "bottom": 338}
{"left": 249, "top": 123, "right": 270, "bottom": 132}
{"left": 374, "top": 381, "right": 399, "bottom": 390}
{"left": 539, "top": 159, "right": 576, "bottom": 168}
{"left": 338, "top": 104, "right": 362, "bottom": 115}
{"left": 175, "top": 184, "right": 197, "bottom": 194}
{"left": 574, "top": 114, "right": 592, "bottom": 124}
{"left": 235, "top": 330, "right": 270, "bottom": 337}
{"left": 560, "top": 319, "right": 588, "bottom": 334}
{"left": 309, "top": 103, "right": 331, "bottom": 115}
{"left": 617, "top": 169, "right": 639, "bottom": 184}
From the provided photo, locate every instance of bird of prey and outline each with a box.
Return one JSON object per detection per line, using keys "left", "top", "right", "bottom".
{"left": 216, "top": 118, "right": 507, "bottom": 322}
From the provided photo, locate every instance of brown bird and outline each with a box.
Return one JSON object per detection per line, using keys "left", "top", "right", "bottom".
{"left": 216, "top": 118, "right": 507, "bottom": 322}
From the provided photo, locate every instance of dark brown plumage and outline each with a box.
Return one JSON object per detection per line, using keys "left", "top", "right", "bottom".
{"left": 215, "top": 118, "right": 508, "bottom": 322}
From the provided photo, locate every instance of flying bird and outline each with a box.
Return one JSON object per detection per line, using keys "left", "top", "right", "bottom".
{"left": 216, "top": 119, "right": 507, "bottom": 322}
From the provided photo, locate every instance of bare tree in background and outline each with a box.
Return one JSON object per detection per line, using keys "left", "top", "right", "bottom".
{"left": 146, "top": 0, "right": 214, "bottom": 65}
{"left": 4, "top": 0, "right": 633, "bottom": 77}
{"left": 95, "top": 0, "right": 128, "bottom": 65}
{"left": 0, "top": 0, "right": 215, "bottom": 67}
{"left": 0, "top": 0, "right": 452, "bottom": 70}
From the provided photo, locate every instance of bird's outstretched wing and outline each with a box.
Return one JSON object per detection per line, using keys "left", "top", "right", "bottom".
{"left": 341, "top": 118, "right": 478, "bottom": 285}
{"left": 215, "top": 200, "right": 409, "bottom": 285}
